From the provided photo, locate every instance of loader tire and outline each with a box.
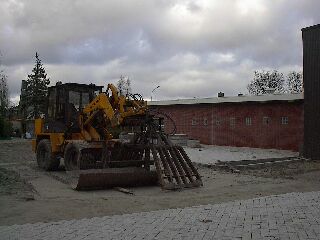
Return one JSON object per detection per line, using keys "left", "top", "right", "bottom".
{"left": 64, "top": 143, "right": 81, "bottom": 171}
{"left": 36, "top": 139, "right": 60, "bottom": 171}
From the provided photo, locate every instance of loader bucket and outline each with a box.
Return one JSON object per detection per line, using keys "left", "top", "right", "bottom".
{"left": 64, "top": 120, "right": 203, "bottom": 191}
{"left": 68, "top": 167, "right": 158, "bottom": 190}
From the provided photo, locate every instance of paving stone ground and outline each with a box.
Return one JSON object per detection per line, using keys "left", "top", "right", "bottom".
{"left": 0, "top": 191, "right": 319, "bottom": 240}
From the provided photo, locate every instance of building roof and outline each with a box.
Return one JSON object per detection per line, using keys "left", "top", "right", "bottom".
{"left": 148, "top": 93, "right": 303, "bottom": 106}
{"left": 48, "top": 82, "right": 103, "bottom": 91}
{"left": 301, "top": 24, "right": 320, "bottom": 32}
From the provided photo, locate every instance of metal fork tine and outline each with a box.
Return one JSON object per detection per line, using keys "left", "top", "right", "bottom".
{"left": 161, "top": 147, "right": 182, "bottom": 186}
{"left": 172, "top": 147, "right": 194, "bottom": 183}
{"left": 151, "top": 146, "right": 166, "bottom": 188}
{"left": 157, "top": 146, "right": 174, "bottom": 184}
{"left": 167, "top": 147, "right": 188, "bottom": 185}
{"left": 177, "top": 146, "right": 202, "bottom": 182}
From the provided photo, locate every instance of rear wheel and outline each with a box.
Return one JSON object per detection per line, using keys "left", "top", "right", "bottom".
{"left": 36, "top": 139, "right": 60, "bottom": 171}
{"left": 64, "top": 143, "right": 81, "bottom": 171}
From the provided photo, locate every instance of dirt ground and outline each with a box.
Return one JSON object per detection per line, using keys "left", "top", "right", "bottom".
{"left": 0, "top": 139, "right": 320, "bottom": 226}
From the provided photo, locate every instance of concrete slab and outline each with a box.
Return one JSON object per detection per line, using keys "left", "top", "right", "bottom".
{"left": 184, "top": 145, "right": 299, "bottom": 165}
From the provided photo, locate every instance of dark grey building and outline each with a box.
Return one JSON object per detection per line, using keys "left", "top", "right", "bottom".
{"left": 302, "top": 24, "right": 320, "bottom": 160}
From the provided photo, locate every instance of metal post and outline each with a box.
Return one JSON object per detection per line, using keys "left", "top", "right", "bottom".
{"left": 151, "top": 86, "right": 160, "bottom": 101}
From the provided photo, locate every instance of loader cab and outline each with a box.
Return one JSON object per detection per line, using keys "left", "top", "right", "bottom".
{"left": 44, "top": 83, "right": 103, "bottom": 133}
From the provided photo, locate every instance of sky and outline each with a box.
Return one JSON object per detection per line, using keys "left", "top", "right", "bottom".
{"left": 1, "top": 0, "right": 319, "bottom": 104}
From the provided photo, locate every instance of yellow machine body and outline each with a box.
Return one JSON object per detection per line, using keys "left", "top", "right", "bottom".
{"left": 33, "top": 82, "right": 202, "bottom": 190}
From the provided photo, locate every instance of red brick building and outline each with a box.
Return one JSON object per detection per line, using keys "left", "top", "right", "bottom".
{"left": 149, "top": 93, "right": 304, "bottom": 151}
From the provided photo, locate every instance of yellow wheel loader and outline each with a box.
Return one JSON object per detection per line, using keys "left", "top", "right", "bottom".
{"left": 32, "top": 82, "right": 202, "bottom": 190}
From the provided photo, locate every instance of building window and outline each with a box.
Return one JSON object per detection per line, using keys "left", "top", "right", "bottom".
{"left": 230, "top": 117, "right": 236, "bottom": 127}
{"left": 203, "top": 118, "right": 208, "bottom": 126}
{"left": 263, "top": 116, "right": 271, "bottom": 125}
{"left": 245, "top": 117, "right": 252, "bottom": 126}
{"left": 281, "top": 116, "right": 289, "bottom": 125}
{"left": 191, "top": 118, "right": 197, "bottom": 125}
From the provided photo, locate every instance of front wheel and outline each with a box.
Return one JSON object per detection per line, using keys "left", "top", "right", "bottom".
{"left": 36, "top": 139, "right": 60, "bottom": 171}
{"left": 64, "top": 143, "right": 81, "bottom": 171}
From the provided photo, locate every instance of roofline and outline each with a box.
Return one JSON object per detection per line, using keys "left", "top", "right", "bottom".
{"left": 148, "top": 93, "right": 304, "bottom": 106}
{"left": 301, "top": 24, "right": 320, "bottom": 32}
{"left": 48, "top": 82, "right": 104, "bottom": 90}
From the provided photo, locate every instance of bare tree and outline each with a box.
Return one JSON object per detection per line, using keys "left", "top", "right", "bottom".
{"left": 117, "top": 75, "right": 132, "bottom": 96}
{"left": 287, "top": 71, "right": 303, "bottom": 93}
{"left": 0, "top": 54, "right": 12, "bottom": 138}
{"left": 0, "top": 51, "right": 8, "bottom": 114}
{"left": 247, "top": 70, "right": 285, "bottom": 95}
{"left": 0, "top": 69, "right": 8, "bottom": 114}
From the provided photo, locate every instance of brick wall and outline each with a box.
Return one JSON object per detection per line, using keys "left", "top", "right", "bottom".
{"left": 153, "top": 101, "right": 304, "bottom": 151}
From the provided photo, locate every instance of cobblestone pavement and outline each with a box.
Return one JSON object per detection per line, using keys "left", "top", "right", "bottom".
{"left": 0, "top": 191, "right": 319, "bottom": 240}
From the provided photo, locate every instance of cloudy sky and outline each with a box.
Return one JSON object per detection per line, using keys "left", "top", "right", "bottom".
{"left": 1, "top": 0, "right": 319, "bottom": 103}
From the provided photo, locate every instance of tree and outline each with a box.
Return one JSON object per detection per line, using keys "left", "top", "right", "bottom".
{"left": 287, "top": 71, "right": 303, "bottom": 93}
{"left": 0, "top": 69, "right": 8, "bottom": 115}
{"left": 0, "top": 52, "right": 9, "bottom": 115}
{"left": 247, "top": 70, "right": 285, "bottom": 95}
{"left": 19, "top": 80, "right": 28, "bottom": 119}
{"left": 117, "top": 75, "right": 132, "bottom": 96}
{"left": 25, "top": 52, "right": 50, "bottom": 118}
{"left": 0, "top": 58, "right": 12, "bottom": 138}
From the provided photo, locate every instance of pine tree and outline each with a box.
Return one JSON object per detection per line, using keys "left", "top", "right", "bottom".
{"left": 25, "top": 52, "right": 50, "bottom": 118}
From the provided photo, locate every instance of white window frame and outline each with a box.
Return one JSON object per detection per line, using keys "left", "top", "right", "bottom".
{"left": 263, "top": 116, "right": 271, "bottom": 125}
{"left": 245, "top": 117, "right": 252, "bottom": 126}
{"left": 281, "top": 116, "right": 289, "bottom": 125}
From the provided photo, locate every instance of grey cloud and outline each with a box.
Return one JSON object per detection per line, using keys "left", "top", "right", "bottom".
{"left": 1, "top": 0, "right": 319, "bottom": 103}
